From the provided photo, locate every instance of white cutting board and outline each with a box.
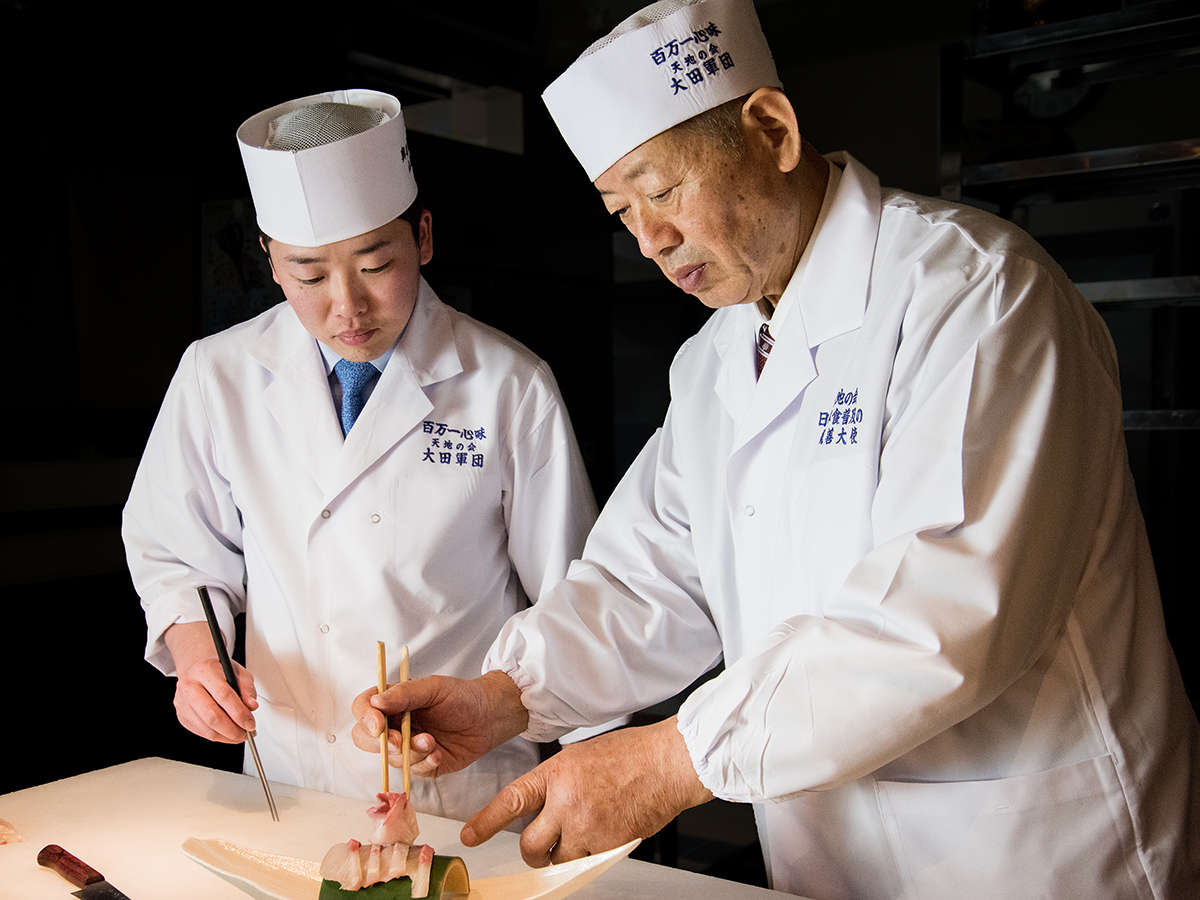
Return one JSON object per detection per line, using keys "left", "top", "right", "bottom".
{"left": 0, "top": 758, "right": 791, "bottom": 899}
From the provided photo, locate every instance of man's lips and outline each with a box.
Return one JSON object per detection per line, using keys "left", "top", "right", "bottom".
{"left": 338, "top": 328, "right": 377, "bottom": 346}
{"left": 673, "top": 263, "right": 706, "bottom": 292}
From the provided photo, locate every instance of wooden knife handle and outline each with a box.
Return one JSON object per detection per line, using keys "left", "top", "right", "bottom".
{"left": 37, "top": 844, "right": 104, "bottom": 887}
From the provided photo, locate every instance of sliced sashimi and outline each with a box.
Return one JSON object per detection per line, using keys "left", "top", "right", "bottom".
{"left": 409, "top": 844, "right": 434, "bottom": 898}
{"left": 367, "top": 791, "right": 420, "bottom": 845}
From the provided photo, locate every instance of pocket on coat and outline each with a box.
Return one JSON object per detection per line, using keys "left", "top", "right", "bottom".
{"left": 876, "top": 754, "right": 1150, "bottom": 900}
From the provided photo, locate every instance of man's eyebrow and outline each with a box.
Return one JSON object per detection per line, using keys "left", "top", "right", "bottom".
{"left": 598, "top": 161, "right": 652, "bottom": 196}
{"left": 283, "top": 240, "right": 392, "bottom": 264}
{"left": 353, "top": 239, "right": 392, "bottom": 256}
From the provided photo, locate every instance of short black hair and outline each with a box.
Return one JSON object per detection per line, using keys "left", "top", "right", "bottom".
{"left": 260, "top": 192, "right": 425, "bottom": 248}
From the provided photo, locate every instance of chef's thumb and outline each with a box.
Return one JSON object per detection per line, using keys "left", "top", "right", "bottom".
{"left": 369, "top": 675, "right": 441, "bottom": 715}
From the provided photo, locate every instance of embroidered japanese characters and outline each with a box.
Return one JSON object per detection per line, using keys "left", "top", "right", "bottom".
{"left": 421, "top": 421, "right": 488, "bottom": 468}
{"left": 817, "top": 389, "right": 863, "bottom": 447}
{"left": 648, "top": 19, "right": 736, "bottom": 95}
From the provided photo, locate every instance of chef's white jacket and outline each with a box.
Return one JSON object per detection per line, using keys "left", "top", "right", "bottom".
{"left": 486, "top": 154, "right": 1200, "bottom": 898}
{"left": 123, "top": 278, "right": 597, "bottom": 821}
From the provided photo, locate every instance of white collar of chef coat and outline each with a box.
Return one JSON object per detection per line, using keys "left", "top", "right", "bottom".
{"left": 252, "top": 276, "right": 462, "bottom": 389}
{"left": 312, "top": 278, "right": 461, "bottom": 386}
{"left": 317, "top": 334, "right": 394, "bottom": 376}
{"left": 710, "top": 151, "right": 880, "bottom": 378}
{"left": 393, "top": 277, "right": 464, "bottom": 386}
{"left": 774, "top": 152, "right": 875, "bottom": 349}
{"left": 759, "top": 160, "right": 842, "bottom": 335}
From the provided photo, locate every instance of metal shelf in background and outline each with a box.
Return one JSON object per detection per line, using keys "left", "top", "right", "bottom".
{"left": 1123, "top": 409, "right": 1200, "bottom": 431}
{"left": 967, "top": 0, "right": 1200, "bottom": 69}
{"left": 961, "top": 139, "right": 1200, "bottom": 187}
{"left": 1077, "top": 276, "right": 1200, "bottom": 308}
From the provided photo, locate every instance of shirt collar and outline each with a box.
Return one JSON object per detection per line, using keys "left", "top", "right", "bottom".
{"left": 317, "top": 333, "right": 397, "bottom": 376}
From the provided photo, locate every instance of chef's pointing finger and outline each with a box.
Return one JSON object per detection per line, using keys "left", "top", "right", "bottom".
{"left": 199, "top": 663, "right": 256, "bottom": 732}
{"left": 232, "top": 660, "right": 258, "bottom": 710}
{"left": 461, "top": 770, "right": 548, "bottom": 849}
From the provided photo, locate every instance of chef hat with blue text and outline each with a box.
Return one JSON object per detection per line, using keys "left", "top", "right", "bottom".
{"left": 543, "top": 0, "right": 782, "bottom": 181}
{"left": 236, "top": 89, "right": 418, "bottom": 247}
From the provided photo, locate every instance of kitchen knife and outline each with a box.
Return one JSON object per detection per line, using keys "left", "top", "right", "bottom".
{"left": 37, "top": 844, "right": 133, "bottom": 899}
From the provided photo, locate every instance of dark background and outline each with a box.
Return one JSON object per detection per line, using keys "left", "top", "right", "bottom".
{"left": 3, "top": 0, "right": 1197, "bottom": 879}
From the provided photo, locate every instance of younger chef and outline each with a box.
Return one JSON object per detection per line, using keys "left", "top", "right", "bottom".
{"left": 354, "top": 2, "right": 1200, "bottom": 897}
{"left": 122, "top": 89, "right": 597, "bottom": 821}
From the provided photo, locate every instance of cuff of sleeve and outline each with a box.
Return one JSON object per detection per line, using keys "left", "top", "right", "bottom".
{"left": 503, "top": 664, "right": 578, "bottom": 744}
{"left": 143, "top": 586, "right": 237, "bottom": 676}
{"left": 676, "top": 687, "right": 734, "bottom": 801}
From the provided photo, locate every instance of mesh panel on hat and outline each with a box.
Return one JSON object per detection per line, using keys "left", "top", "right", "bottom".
{"left": 583, "top": 0, "right": 703, "bottom": 56}
{"left": 265, "top": 101, "right": 387, "bottom": 151}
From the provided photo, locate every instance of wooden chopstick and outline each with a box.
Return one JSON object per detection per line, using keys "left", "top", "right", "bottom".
{"left": 377, "top": 641, "right": 388, "bottom": 794}
{"left": 400, "top": 644, "right": 412, "bottom": 796}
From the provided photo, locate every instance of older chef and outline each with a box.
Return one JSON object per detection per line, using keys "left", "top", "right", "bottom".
{"left": 122, "top": 89, "right": 597, "bottom": 822}
{"left": 353, "top": 2, "right": 1200, "bottom": 897}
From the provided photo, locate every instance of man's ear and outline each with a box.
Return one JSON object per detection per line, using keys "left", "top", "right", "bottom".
{"left": 260, "top": 236, "right": 281, "bottom": 286}
{"left": 740, "top": 87, "right": 802, "bottom": 174}
{"left": 417, "top": 208, "right": 434, "bottom": 266}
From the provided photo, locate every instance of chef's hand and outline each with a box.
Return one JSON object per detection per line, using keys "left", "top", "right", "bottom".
{"left": 351, "top": 670, "right": 529, "bottom": 778}
{"left": 461, "top": 716, "right": 713, "bottom": 867}
{"left": 164, "top": 621, "right": 258, "bottom": 743}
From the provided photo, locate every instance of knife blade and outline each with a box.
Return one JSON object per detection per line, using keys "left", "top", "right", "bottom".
{"left": 37, "top": 844, "right": 133, "bottom": 900}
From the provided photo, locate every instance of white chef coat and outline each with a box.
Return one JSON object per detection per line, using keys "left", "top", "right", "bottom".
{"left": 123, "top": 277, "right": 598, "bottom": 822}
{"left": 486, "top": 154, "right": 1200, "bottom": 898}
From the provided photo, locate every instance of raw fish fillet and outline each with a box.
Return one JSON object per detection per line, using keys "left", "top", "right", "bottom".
{"left": 318, "top": 793, "right": 430, "bottom": 894}
{"left": 368, "top": 792, "right": 419, "bottom": 845}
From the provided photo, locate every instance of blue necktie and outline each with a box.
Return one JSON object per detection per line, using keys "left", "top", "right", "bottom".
{"left": 334, "top": 359, "right": 378, "bottom": 437}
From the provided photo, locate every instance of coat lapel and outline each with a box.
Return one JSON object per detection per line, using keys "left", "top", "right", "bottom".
{"left": 329, "top": 278, "right": 461, "bottom": 501}
{"left": 253, "top": 306, "right": 346, "bottom": 498}
{"left": 728, "top": 153, "right": 882, "bottom": 454}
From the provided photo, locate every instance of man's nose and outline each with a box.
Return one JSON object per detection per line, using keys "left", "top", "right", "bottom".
{"left": 631, "top": 208, "right": 681, "bottom": 260}
{"left": 330, "top": 273, "right": 368, "bottom": 317}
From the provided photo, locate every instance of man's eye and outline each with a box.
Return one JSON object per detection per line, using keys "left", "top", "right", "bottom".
{"left": 363, "top": 261, "right": 392, "bottom": 274}
{"left": 612, "top": 207, "right": 629, "bottom": 219}
{"left": 297, "top": 276, "right": 324, "bottom": 286}
{"left": 650, "top": 186, "right": 674, "bottom": 202}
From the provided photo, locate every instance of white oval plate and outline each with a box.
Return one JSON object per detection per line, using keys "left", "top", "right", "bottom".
{"left": 182, "top": 836, "right": 640, "bottom": 900}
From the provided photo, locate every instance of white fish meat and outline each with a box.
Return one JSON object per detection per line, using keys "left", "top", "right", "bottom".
{"left": 368, "top": 791, "right": 419, "bottom": 845}
{"left": 318, "top": 839, "right": 435, "bottom": 895}
{"left": 318, "top": 792, "right": 433, "bottom": 895}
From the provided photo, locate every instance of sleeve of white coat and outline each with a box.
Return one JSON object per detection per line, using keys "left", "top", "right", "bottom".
{"left": 501, "top": 361, "right": 597, "bottom": 603}
{"left": 121, "top": 341, "right": 247, "bottom": 675}
{"left": 676, "top": 255, "right": 1126, "bottom": 802}
{"left": 487, "top": 399, "right": 725, "bottom": 742}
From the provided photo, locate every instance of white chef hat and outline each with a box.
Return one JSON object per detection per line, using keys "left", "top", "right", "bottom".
{"left": 236, "top": 89, "right": 418, "bottom": 247}
{"left": 543, "top": 0, "right": 781, "bottom": 181}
